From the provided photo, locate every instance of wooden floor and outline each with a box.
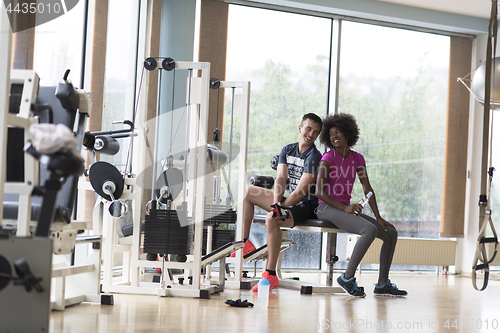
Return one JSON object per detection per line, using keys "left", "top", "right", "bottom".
{"left": 50, "top": 272, "right": 500, "bottom": 333}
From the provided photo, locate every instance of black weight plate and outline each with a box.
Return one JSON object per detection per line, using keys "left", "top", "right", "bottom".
{"left": 155, "top": 168, "right": 183, "bottom": 203}
{"left": 89, "top": 161, "right": 125, "bottom": 201}
{"left": 271, "top": 154, "right": 279, "bottom": 170}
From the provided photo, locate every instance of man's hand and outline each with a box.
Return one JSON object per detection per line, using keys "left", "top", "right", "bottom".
{"left": 271, "top": 203, "right": 290, "bottom": 220}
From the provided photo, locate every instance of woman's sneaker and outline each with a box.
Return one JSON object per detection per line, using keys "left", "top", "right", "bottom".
{"left": 373, "top": 279, "right": 408, "bottom": 297}
{"left": 337, "top": 274, "right": 366, "bottom": 297}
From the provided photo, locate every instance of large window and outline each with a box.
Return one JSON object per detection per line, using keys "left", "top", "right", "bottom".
{"left": 339, "top": 21, "right": 450, "bottom": 239}
{"left": 33, "top": 0, "right": 140, "bottom": 168}
{"left": 338, "top": 22, "right": 450, "bottom": 270}
{"left": 33, "top": 1, "right": 86, "bottom": 87}
{"left": 100, "top": 0, "right": 140, "bottom": 169}
{"left": 226, "top": 5, "right": 331, "bottom": 269}
{"left": 226, "top": 5, "right": 451, "bottom": 271}
{"left": 226, "top": 6, "right": 331, "bottom": 168}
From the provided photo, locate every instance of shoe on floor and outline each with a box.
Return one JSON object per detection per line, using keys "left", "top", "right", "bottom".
{"left": 252, "top": 271, "right": 279, "bottom": 292}
{"left": 230, "top": 239, "right": 256, "bottom": 257}
{"left": 373, "top": 279, "right": 408, "bottom": 297}
{"left": 337, "top": 273, "right": 366, "bottom": 297}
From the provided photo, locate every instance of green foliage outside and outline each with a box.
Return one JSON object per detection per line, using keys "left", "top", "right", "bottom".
{"left": 221, "top": 56, "right": 329, "bottom": 212}
{"left": 222, "top": 54, "right": 446, "bottom": 228}
{"left": 220, "top": 53, "right": 500, "bottom": 239}
{"left": 342, "top": 64, "right": 448, "bottom": 227}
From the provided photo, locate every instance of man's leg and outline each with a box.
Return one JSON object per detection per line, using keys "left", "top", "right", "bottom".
{"left": 251, "top": 212, "right": 294, "bottom": 291}
{"left": 242, "top": 185, "right": 275, "bottom": 239}
{"left": 265, "top": 212, "right": 294, "bottom": 271}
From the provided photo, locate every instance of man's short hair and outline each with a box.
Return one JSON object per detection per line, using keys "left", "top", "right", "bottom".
{"left": 301, "top": 113, "right": 323, "bottom": 130}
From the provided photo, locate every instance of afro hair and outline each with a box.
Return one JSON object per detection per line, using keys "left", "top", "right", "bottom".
{"left": 319, "top": 113, "right": 360, "bottom": 149}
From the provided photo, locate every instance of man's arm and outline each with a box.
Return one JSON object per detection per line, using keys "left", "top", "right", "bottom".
{"left": 282, "top": 172, "right": 316, "bottom": 207}
{"left": 273, "top": 163, "right": 288, "bottom": 204}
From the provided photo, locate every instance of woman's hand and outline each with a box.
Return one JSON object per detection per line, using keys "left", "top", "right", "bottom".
{"left": 377, "top": 217, "right": 395, "bottom": 232}
{"left": 344, "top": 203, "right": 363, "bottom": 216}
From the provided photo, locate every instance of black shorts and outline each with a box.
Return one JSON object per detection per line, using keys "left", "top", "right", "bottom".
{"left": 280, "top": 197, "right": 318, "bottom": 227}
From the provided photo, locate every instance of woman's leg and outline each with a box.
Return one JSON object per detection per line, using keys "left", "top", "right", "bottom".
{"left": 317, "top": 203, "right": 377, "bottom": 279}
{"left": 359, "top": 214, "right": 398, "bottom": 284}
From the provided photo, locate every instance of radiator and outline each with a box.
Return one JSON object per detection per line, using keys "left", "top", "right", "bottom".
{"left": 347, "top": 236, "right": 457, "bottom": 267}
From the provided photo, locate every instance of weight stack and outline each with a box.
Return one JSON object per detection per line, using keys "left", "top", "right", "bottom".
{"left": 143, "top": 207, "right": 189, "bottom": 256}
{"left": 204, "top": 204, "right": 237, "bottom": 225}
{"left": 202, "top": 229, "right": 236, "bottom": 255}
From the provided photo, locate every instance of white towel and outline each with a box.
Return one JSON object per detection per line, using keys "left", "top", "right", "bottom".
{"left": 29, "top": 123, "right": 81, "bottom": 159}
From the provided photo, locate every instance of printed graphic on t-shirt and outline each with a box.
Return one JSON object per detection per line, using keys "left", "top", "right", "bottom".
{"left": 287, "top": 156, "right": 304, "bottom": 193}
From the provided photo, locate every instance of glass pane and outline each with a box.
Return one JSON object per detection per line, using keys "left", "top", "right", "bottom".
{"left": 33, "top": 1, "right": 85, "bottom": 86}
{"left": 226, "top": 5, "right": 331, "bottom": 269}
{"left": 338, "top": 21, "right": 450, "bottom": 270}
{"left": 100, "top": 0, "right": 140, "bottom": 170}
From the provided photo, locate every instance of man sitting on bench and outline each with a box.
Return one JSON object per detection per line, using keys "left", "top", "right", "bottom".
{"left": 238, "top": 113, "right": 323, "bottom": 291}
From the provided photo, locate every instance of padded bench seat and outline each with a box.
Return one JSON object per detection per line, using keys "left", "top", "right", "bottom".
{"left": 245, "top": 177, "right": 345, "bottom": 294}
{"left": 251, "top": 214, "right": 345, "bottom": 294}
{"left": 3, "top": 194, "right": 72, "bottom": 223}
{"left": 253, "top": 215, "right": 343, "bottom": 232}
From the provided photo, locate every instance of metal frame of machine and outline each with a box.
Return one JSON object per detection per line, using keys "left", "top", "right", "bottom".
{"left": 92, "top": 59, "right": 254, "bottom": 297}
{"left": 96, "top": 61, "right": 218, "bottom": 297}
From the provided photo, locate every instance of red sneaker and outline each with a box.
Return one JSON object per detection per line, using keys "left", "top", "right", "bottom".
{"left": 230, "top": 239, "right": 256, "bottom": 257}
{"left": 156, "top": 255, "right": 161, "bottom": 274}
{"left": 252, "top": 271, "right": 279, "bottom": 292}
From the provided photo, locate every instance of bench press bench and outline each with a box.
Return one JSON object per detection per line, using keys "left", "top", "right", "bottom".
{"left": 250, "top": 215, "right": 345, "bottom": 294}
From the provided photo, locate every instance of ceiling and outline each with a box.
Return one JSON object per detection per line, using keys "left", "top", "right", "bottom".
{"left": 378, "top": 0, "right": 496, "bottom": 19}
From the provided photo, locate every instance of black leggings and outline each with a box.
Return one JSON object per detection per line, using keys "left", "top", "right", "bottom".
{"left": 317, "top": 203, "right": 398, "bottom": 284}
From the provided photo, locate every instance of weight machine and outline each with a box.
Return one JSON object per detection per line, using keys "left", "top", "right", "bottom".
{"left": 88, "top": 57, "right": 252, "bottom": 298}
{"left": 0, "top": 7, "right": 110, "bottom": 330}
{"left": 0, "top": 67, "right": 108, "bottom": 313}
{"left": 206, "top": 79, "right": 252, "bottom": 290}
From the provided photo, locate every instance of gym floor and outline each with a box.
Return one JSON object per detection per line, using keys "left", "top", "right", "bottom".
{"left": 49, "top": 271, "right": 500, "bottom": 333}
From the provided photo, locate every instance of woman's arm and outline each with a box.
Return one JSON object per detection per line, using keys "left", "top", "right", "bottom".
{"left": 357, "top": 164, "right": 395, "bottom": 231}
{"left": 316, "top": 160, "right": 362, "bottom": 214}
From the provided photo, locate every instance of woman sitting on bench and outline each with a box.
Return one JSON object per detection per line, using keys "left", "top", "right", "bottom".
{"left": 315, "top": 113, "right": 407, "bottom": 298}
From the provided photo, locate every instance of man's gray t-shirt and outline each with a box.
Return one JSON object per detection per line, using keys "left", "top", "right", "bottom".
{"left": 278, "top": 142, "right": 322, "bottom": 203}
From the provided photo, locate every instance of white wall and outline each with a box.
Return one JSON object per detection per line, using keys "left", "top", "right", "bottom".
{"left": 229, "top": 0, "right": 488, "bottom": 35}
